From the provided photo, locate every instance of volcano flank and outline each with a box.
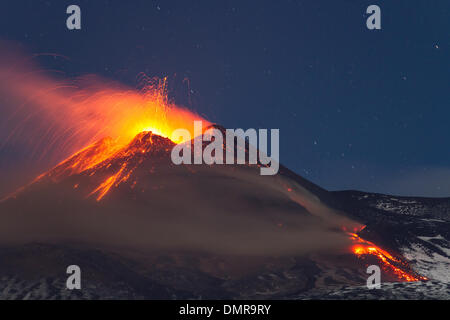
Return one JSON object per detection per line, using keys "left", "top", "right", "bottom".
{"left": 0, "top": 130, "right": 435, "bottom": 299}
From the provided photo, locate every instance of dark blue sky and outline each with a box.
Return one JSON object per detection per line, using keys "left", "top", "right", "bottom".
{"left": 1, "top": 1, "right": 449, "bottom": 196}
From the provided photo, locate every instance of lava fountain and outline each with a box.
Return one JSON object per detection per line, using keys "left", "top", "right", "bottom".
{"left": 0, "top": 45, "right": 210, "bottom": 197}
{"left": 0, "top": 45, "right": 209, "bottom": 166}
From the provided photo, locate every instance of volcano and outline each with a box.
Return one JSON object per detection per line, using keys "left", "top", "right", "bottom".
{"left": 0, "top": 130, "right": 445, "bottom": 299}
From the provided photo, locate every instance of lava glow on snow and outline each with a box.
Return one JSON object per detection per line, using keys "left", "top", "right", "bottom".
{"left": 347, "top": 231, "right": 427, "bottom": 282}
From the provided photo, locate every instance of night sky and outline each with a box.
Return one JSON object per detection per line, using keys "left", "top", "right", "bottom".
{"left": 0, "top": 1, "right": 449, "bottom": 196}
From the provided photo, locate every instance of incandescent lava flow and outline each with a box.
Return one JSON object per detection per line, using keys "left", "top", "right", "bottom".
{"left": 347, "top": 229, "right": 427, "bottom": 282}
{"left": 27, "top": 130, "right": 176, "bottom": 201}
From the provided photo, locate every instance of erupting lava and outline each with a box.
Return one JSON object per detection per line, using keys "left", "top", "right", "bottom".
{"left": 0, "top": 49, "right": 210, "bottom": 201}
{"left": 0, "top": 50, "right": 210, "bottom": 200}
{"left": 0, "top": 50, "right": 210, "bottom": 167}
{"left": 347, "top": 230, "right": 427, "bottom": 282}
{"left": 83, "top": 131, "right": 174, "bottom": 201}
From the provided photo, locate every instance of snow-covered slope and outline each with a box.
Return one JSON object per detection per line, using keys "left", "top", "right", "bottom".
{"left": 332, "top": 191, "right": 450, "bottom": 284}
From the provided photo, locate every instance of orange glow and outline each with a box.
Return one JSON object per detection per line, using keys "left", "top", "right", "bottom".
{"left": 0, "top": 52, "right": 210, "bottom": 163}
{"left": 30, "top": 129, "right": 177, "bottom": 201}
{"left": 55, "top": 131, "right": 173, "bottom": 201}
{"left": 47, "top": 76, "right": 210, "bottom": 146}
{"left": 43, "top": 137, "right": 120, "bottom": 179}
{"left": 0, "top": 48, "right": 212, "bottom": 202}
{"left": 88, "top": 163, "right": 130, "bottom": 201}
{"left": 0, "top": 67, "right": 211, "bottom": 201}
{"left": 348, "top": 231, "right": 427, "bottom": 282}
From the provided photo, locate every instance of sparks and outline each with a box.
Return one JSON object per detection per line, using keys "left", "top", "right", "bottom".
{"left": 0, "top": 55, "right": 210, "bottom": 163}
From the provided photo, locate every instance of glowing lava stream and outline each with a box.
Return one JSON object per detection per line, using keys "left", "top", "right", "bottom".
{"left": 347, "top": 230, "right": 427, "bottom": 282}
{"left": 88, "top": 163, "right": 130, "bottom": 201}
